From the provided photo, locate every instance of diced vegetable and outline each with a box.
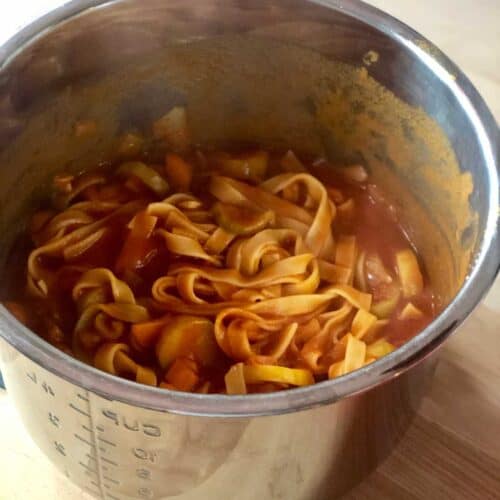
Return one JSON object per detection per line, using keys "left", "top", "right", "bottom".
{"left": 74, "top": 119, "right": 97, "bottom": 138}
{"left": 354, "top": 251, "right": 367, "bottom": 291}
{"left": 131, "top": 315, "right": 171, "bottom": 349}
{"left": 225, "top": 363, "right": 247, "bottom": 394}
{"left": 280, "top": 150, "right": 307, "bottom": 173}
{"left": 116, "top": 131, "right": 144, "bottom": 157}
{"left": 115, "top": 211, "right": 158, "bottom": 275}
{"left": 340, "top": 164, "right": 368, "bottom": 183}
{"left": 156, "top": 316, "right": 219, "bottom": 369}
{"left": 118, "top": 162, "right": 169, "bottom": 196}
{"left": 366, "top": 338, "right": 395, "bottom": 358}
{"left": 396, "top": 249, "right": 424, "bottom": 298}
{"left": 365, "top": 253, "right": 393, "bottom": 288}
{"left": 370, "top": 282, "right": 401, "bottom": 318}
{"left": 213, "top": 202, "right": 274, "bottom": 236}
{"left": 165, "top": 153, "right": 193, "bottom": 192}
{"left": 153, "top": 106, "right": 191, "bottom": 152}
{"left": 53, "top": 174, "right": 74, "bottom": 194}
{"left": 216, "top": 150, "right": 268, "bottom": 182}
{"left": 164, "top": 357, "right": 199, "bottom": 392}
{"left": 399, "top": 302, "right": 424, "bottom": 320}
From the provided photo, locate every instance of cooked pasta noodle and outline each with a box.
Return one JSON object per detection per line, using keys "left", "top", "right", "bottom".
{"left": 2, "top": 107, "right": 438, "bottom": 394}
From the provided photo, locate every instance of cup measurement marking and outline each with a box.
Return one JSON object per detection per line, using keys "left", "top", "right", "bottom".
{"left": 101, "top": 456, "right": 118, "bottom": 467}
{"left": 68, "top": 391, "right": 108, "bottom": 497}
{"left": 79, "top": 461, "right": 98, "bottom": 473}
{"left": 25, "top": 364, "right": 131, "bottom": 499}
{"left": 26, "top": 365, "right": 153, "bottom": 499}
{"left": 69, "top": 403, "right": 90, "bottom": 418}
{"left": 74, "top": 432, "right": 95, "bottom": 447}
{"left": 98, "top": 436, "right": 116, "bottom": 447}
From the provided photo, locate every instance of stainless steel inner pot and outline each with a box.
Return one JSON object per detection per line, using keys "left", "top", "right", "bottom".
{"left": 0, "top": 1, "right": 498, "bottom": 499}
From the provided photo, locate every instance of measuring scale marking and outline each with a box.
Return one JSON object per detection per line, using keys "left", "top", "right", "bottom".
{"left": 3, "top": 337, "right": 312, "bottom": 500}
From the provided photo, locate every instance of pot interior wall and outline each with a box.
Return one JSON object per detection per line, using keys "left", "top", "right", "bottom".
{"left": 0, "top": 0, "right": 476, "bottom": 305}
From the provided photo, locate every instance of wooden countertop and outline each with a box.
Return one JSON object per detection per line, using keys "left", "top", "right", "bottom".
{"left": 0, "top": 1, "right": 499, "bottom": 499}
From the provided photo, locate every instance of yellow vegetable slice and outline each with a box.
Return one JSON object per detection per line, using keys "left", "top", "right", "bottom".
{"left": 243, "top": 364, "right": 314, "bottom": 387}
{"left": 156, "top": 316, "right": 219, "bottom": 369}
{"left": 212, "top": 201, "right": 275, "bottom": 236}
{"left": 396, "top": 249, "right": 424, "bottom": 298}
{"left": 366, "top": 338, "right": 395, "bottom": 359}
{"left": 225, "top": 363, "right": 247, "bottom": 395}
{"left": 118, "top": 162, "right": 169, "bottom": 196}
{"left": 216, "top": 150, "right": 269, "bottom": 182}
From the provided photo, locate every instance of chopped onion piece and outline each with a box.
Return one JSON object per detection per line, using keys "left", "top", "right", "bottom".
{"left": 370, "top": 283, "right": 400, "bottom": 319}
{"left": 225, "top": 363, "right": 247, "bottom": 394}
{"left": 354, "top": 251, "right": 367, "bottom": 291}
{"left": 216, "top": 150, "right": 269, "bottom": 182}
{"left": 153, "top": 106, "right": 191, "bottom": 152}
{"left": 365, "top": 253, "right": 393, "bottom": 288}
{"left": 341, "top": 165, "right": 368, "bottom": 183}
{"left": 399, "top": 302, "right": 424, "bottom": 320}
{"left": 366, "top": 338, "right": 395, "bottom": 359}
{"left": 280, "top": 150, "right": 307, "bottom": 173}
{"left": 396, "top": 249, "right": 424, "bottom": 298}
{"left": 118, "top": 161, "right": 169, "bottom": 196}
{"left": 116, "top": 131, "right": 144, "bottom": 157}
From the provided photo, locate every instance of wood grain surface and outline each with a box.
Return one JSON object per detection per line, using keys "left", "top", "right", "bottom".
{"left": 345, "top": 301, "right": 500, "bottom": 500}
{"left": 0, "top": 1, "right": 499, "bottom": 499}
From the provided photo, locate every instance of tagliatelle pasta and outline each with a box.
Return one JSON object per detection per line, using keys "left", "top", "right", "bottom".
{"left": 2, "top": 107, "right": 438, "bottom": 394}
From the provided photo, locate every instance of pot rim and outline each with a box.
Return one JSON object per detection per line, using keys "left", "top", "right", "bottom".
{"left": 0, "top": 0, "right": 498, "bottom": 417}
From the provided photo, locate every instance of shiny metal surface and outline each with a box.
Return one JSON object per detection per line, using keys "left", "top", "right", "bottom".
{"left": 0, "top": 0, "right": 498, "bottom": 498}
{"left": 0, "top": 336, "right": 436, "bottom": 499}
